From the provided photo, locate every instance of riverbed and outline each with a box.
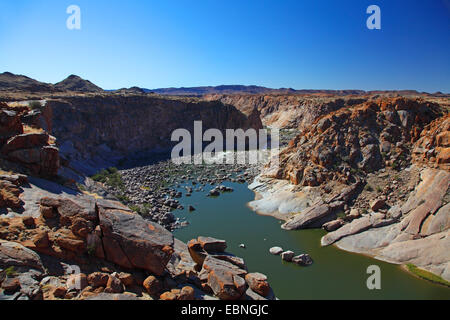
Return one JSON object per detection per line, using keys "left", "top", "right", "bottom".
{"left": 172, "top": 181, "right": 450, "bottom": 300}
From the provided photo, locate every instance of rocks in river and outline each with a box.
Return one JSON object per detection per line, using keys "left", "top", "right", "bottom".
{"left": 188, "top": 205, "right": 196, "bottom": 212}
{"left": 184, "top": 237, "right": 275, "bottom": 300}
{"left": 269, "top": 247, "right": 283, "bottom": 255}
{"left": 239, "top": 244, "right": 246, "bottom": 249}
{"left": 292, "top": 254, "right": 313, "bottom": 266}
{"left": 281, "top": 250, "right": 295, "bottom": 262}
{"left": 217, "top": 185, "right": 234, "bottom": 192}
{"left": 208, "top": 189, "right": 220, "bottom": 197}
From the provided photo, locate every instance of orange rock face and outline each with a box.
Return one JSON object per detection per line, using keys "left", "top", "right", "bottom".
{"left": 412, "top": 114, "right": 450, "bottom": 170}
{"left": 264, "top": 97, "right": 444, "bottom": 187}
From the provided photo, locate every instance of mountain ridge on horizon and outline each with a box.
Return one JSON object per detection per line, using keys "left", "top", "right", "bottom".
{"left": 0, "top": 71, "right": 447, "bottom": 96}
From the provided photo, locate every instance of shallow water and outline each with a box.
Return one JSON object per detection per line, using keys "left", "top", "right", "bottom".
{"left": 173, "top": 181, "right": 450, "bottom": 300}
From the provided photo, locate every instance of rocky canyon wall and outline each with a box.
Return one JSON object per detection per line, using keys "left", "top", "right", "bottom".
{"left": 42, "top": 95, "right": 262, "bottom": 175}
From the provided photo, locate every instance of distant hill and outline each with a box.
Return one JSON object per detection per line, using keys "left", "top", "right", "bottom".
{"left": 0, "top": 72, "right": 104, "bottom": 93}
{"left": 0, "top": 72, "right": 445, "bottom": 97}
{"left": 0, "top": 72, "right": 54, "bottom": 92}
{"left": 54, "top": 75, "right": 103, "bottom": 92}
{"left": 147, "top": 85, "right": 422, "bottom": 96}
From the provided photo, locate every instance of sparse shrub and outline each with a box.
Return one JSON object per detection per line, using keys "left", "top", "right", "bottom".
{"left": 376, "top": 186, "right": 383, "bottom": 193}
{"left": 87, "top": 244, "right": 96, "bottom": 256}
{"left": 91, "top": 167, "right": 124, "bottom": 190}
{"left": 364, "top": 184, "right": 374, "bottom": 192}
{"left": 336, "top": 210, "right": 346, "bottom": 219}
{"left": 5, "top": 266, "right": 16, "bottom": 277}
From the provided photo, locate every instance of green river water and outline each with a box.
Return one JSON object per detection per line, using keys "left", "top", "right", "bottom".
{"left": 172, "top": 181, "right": 450, "bottom": 300}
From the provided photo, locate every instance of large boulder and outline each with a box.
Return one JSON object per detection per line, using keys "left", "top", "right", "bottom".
{"left": 244, "top": 273, "right": 271, "bottom": 297}
{"left": 0, "top": 240, "right": 44, "bottom": 271}
{"left": 97, "top": 201, "right": 174, "bottom": 275}
{"left": 281, "top": 203, "right": 332, "bottom": 230}
{"left": 201, "top": 256, "right": 248, "bottom": 300}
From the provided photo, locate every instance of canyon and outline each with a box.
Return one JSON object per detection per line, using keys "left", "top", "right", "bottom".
{"left": 0, "top": 72, "right": 449, "bottom": 300}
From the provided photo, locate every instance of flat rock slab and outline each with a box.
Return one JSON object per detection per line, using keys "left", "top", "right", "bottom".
{"left": 376, "top": 230, "right": 450, "bottom": 281}
{"left": 321, "top": 216, "right": 372, "bottom": 246}
{"left": 400, "top": 169, "right": 450, "bottom": 235}
{"left": 197, "top": 236, "right": 227, "bottom": 253}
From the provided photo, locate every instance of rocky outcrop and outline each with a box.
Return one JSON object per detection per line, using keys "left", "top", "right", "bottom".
{"left": 321, "top": 168, "right": 450, "bottom": 280}
{"left": 412, "top": 114, "right": 450, "bottom": 170}
{"left": 206, "top": 94, "right": 366, "bottom": 129}
{"left": 265, "top": 97, "right": 442, "bottom": 186}
{"left": 0, "top": 104, "right": 60, "bottom": 177}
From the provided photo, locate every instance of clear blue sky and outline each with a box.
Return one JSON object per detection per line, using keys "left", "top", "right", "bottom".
{"left": 0, "top": 0, "right": 449, "bottom": 92}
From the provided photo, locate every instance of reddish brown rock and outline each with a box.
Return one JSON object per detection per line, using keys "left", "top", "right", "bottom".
{"left": 245, "top": 273, "right": 270, "bottom": 297}
{"left": 197, "top": 236, "right": 227, "bottom": 253}
{"left": 143, "top": 275, "right": 162, "bottom": 295}
{"left": 98, "top": 201, "right": 174, "bottom": 275}
{"left": 87, "top": 272, "right": 109, "bottom": 288}
{"left": 178, "top": 286, "right": 195, "bottom": 300}
{"left": 105, "top": 275, "right": 124, "bottom": 294}
{"left": 118, "top": 272, "right": 134, "bottom": 287}
{"left": 370, "top": 199, "right": 386, "bottom": 212}
{"left": 32, "top": 230, "right": 49, "bottom": 248}
{"left": 160, "top": 291, "right": 177, "bottom": 300}
{"left": 207, "top": 269, "right": 246, "bottom": 300}
{"left": 1, "top": 277, "right": 21, "bottom": 292}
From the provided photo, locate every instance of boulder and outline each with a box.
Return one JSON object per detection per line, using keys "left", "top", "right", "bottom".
{"left": 207, "top": 269, "right": 246, "bottom": 300}
{"left": 143, "top": 275, "right": 162, "bottom": 295}
{"left": 370, "top": 199, "right": 386, "bottom": 212}
{"left": 87, "top": 272, "right": 109, "bottom": 288}
{"left": 323, "top": 219, "right": 343, "bottom": 231}
{"left": 197, "top": 236, "right": 227, "bottom": 253}
{"left": 281, "top": 251, "right": 295, "bottom": 262}
{"left": 269, "top": 247, "right": 283, "bottom": 255}
{"left": 244, "top": 273, "right": 270, "bottom": 297}
{"left": 178, "top": 286, "right": 195, "bottom": 300}
{"left": 105, "top": 275, "right": 124, "bottom": 294}
{"left": 98, "top": 201, "right": 174, "bottom": 275}
{"left": 292, "top": 254, "right": 313, "bottom": 266}
{"left": 281, "top": 204, "right": 332, "bottom": 230}
{"left": 0, "top": 240, "right": 44, "bottom": 271}
{"left": 187, "top": 239, "right": 208, "bottom": 267}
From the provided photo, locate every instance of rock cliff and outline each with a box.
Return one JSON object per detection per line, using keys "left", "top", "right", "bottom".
{"left": 42, "top": 95, "right": 262, "bottom": 175}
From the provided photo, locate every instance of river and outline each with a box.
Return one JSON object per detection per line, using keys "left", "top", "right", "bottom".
{"left": 172, "top": 180, "right": 450, "bottom": 300}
